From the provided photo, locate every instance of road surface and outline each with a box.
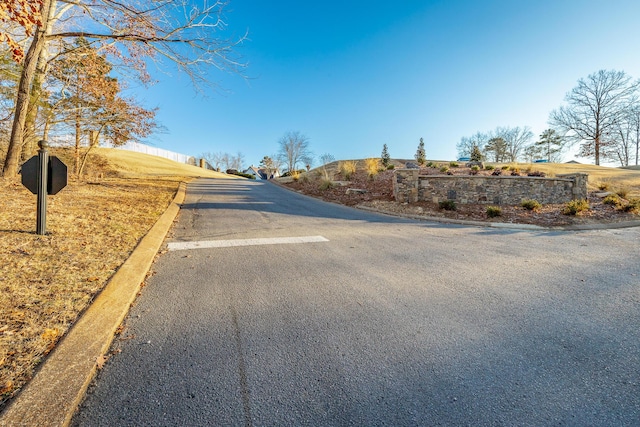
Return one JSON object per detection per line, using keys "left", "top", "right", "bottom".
{"left": 73, "top": 178, "right": 640, "bottom": 426}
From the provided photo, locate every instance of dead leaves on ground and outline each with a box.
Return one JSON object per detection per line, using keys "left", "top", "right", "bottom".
{"left": 0, "top": 177, "right": 179, "bottom": 406}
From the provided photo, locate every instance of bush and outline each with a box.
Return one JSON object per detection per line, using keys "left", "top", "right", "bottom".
{"left": 485, "top": 165, "right": 495, "bottom": 170}
{"left": 426, "top": 161, "right": 436, "bottom": 168}
{"left": 364, "top": 158, "right": 379, "bottom": 179}
{"left": 282, "top": 169, "right": 306, "bottom": 177}
{"left": 439, "top": 200, "right": 456, "bottom": 211}
{"left": 603, "top": 194, "right": 622, "bottom": 207}
{"left": 291, "top": 170, "right": 301, "bottom": 181}
{"left": 439, "top": 166, "right": 449, "bottom": 173}
{"left": 226, "top": 170, "right": 256, "bottom": 179}
{"left": 527, "top": 170, "right": 546, "bottom": 177}
{"left": 486, "top": 206, "right": 502, "bottom": 218}
{"left": 620, "top": 198, "right": 640, "bottom": 214}
{"left": 562, "top": 199, "right": 589, "bottom": 215}
{"left": 616, "top": 188, "right": 630, "bottom": 199}
{"left": 469, "top": 165, "right": 480, "bottom": 175}
{"left": 319, "top": 179, "right": 334, "bottom": 190}
{"left": 449, "top": 161, "right": 459, "bottom": 168}
{"left": 501, "top": 165, "right": 509, "bottom": 170}
{"left": 597, "top": 181, "right": 610, "bottom": 191}
{"left": 387, "top": 164, "right": 395, "bottom": 170}
{"left": 339, "top": 160, "right": 357, "bottom": 180}
{"left": 521, "top": 199, "right": 542, "bottom": 211}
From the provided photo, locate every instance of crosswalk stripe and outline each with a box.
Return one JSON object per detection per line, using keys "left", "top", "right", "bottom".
{"left": 167, "top": 235, "right": 329, "bottom": 251}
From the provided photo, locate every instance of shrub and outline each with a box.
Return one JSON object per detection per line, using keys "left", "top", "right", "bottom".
{"left": 439, "top": 166, "right": 449, "bottom": 173}
{"left": 562, "top": 199, "right": 589, "bottom": 215}
{"left": 319, "top": 179, "right": 334, "bottom": 190}
{"left": 291, "top": 170, "right": 301, "bottom": 181}
{"left": 387, "top": 164, "right": 395, "bottom": 170}
{"left": 616, "top": 188, "right": 630, "bottom": 199}
{"left": 339, "top": 160, "right": 357, "bottom": 180}
{"left": 426, "top": 161, "right": 436, "bottom": 168}
{"left": 501, "top": 165, "right": 509, "bottom": 170}
{"left": 527, "top": 170, "right": 546, "bottom": 177}
{"left": 521, "top": 199, "right": 542, "bottom": 211}
{"left": 485, "top": 165, "right": 495, "bottom": 170}
{"left": 622, "top": 198, "right": 640, "bottom": 214}
{"left": 364, "top": 158, "right": 379, "bottom": 179}
{"left": 486, "top": 206, "right": 502, "bottom": 218}
{"left": 439, "top": 200, "right": 456, "bottom": 211}
{"left": 282, "top": 169, "right": 306, "bottom": 177}
{"left": 603, "top": 194, "right": 622, "bottom": 207}
{"left": 470, "top": 165, "right": 480, "bottom": 175}
{"left": 449, "top": 161, "right": 459, "bottom": 168}
{"left": 597, "top": 181, "right": 610, "bottom": 191}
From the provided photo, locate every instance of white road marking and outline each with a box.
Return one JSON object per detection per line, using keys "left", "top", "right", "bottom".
{"left": 167, "top": 235, "right": 329, "bottom": 251}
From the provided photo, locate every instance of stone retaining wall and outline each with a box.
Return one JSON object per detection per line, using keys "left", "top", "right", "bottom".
{"left": 393, "top": 170, "right": 588, "bottom": 205}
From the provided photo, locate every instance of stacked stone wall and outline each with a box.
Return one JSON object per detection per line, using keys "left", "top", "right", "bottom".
{"left": 393, "top": 170, "right": 588, "bottom": 205}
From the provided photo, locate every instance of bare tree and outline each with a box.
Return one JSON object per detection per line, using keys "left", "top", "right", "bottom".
{"left": 2, "top": 0, "right": 247, "bottom": 177}
{"left": 277, "top": 130, "right": 312, "bottom": 173}
{"left": 549, "top": 69, "right": 639, "bottom": 166}
{"left": 456, "top": 131, "right": 488, "bottom": 159}
{"left": 626, "top": 106, "right": 640, "bottom": 166}
{"left": 608, "top": 111, "right": 637, "bottom": 167}
{"left": 494, "top": 126, "right": 533, "bottom": 162}
{"left": 230, "top": 152, "right": 244, "bottom": 171}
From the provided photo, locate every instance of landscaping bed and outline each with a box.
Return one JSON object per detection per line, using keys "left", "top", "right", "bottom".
{"left": 280, "top": 163, "right": 640, "bottom": 227}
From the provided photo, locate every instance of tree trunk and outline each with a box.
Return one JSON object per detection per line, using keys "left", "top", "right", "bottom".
{"left": 22, "top": 54, "right": 49, "bottom": 160}
{"left": 1, "top": 0, "right": 53, "bottom": 178}
{"left": 75, "top": 110, "right": 81, "bottom": 174}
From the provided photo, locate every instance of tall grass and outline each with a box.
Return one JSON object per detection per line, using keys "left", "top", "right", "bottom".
{"left": 364, "top": 158, "right": 380, "bottom": 179}
{"left": 339, "top": 160, "right": 357, "bottom": 180}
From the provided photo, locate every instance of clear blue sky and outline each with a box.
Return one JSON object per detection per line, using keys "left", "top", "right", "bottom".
{"left": 134, "top": 0, "right": 640, "bottom": 168}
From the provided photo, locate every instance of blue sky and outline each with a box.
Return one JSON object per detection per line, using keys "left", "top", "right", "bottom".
{"left": 135, "top": 0, "right": 640, "bottom": 168}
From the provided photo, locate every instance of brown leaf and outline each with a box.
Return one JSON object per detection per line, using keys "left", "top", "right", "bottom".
{"left": 96, "top": 355, "right": 109, "bottom": 370}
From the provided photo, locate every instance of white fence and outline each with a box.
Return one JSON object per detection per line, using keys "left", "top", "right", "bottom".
{"left": 115, "top": 141, "right": 195, "bottom": 165}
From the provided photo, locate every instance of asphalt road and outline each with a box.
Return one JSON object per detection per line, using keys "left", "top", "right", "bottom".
{"left": 72, "top": 178, "right": 640, "bottom": 426}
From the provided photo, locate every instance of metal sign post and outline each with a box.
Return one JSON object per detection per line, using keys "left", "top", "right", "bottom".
{"left": 36, "top": 141, "right": 49, "bottom": 235}
{"left": 21, "top": 140, "right": 68, "bottom": 235}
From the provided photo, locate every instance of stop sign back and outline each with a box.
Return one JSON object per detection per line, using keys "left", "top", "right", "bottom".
{"left": 21, "top": 155, "right": 67, "bottom": 195}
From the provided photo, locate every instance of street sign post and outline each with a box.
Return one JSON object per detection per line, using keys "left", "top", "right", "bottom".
{"left": 20, "top": 140, "right": 68, "bottom": 235}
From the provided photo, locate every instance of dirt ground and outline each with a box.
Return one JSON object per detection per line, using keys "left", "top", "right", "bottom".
{"left": 280, "top": 165, "right": 640, "bottom": 227}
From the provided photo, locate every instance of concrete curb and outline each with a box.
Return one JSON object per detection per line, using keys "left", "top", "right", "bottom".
{"left": 0, "top": 182, "right": 187, "bottom": 427}
{"left": 356, "top": 205, "right": 640, "bottom": 231}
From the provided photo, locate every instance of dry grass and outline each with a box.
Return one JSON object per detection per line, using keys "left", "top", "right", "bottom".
{"left": 500, "top": 162, "right": 640, "bottom": 197}
{"left": 0, "top": 148, "right": 240, "bottom": 407}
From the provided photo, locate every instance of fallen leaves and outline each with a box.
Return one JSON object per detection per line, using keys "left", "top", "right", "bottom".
{"left": 0, "top": 176, "right": 180, "bottom": 407}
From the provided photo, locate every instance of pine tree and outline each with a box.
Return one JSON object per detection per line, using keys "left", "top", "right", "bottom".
{"left": 415, "top": 138, "right": 426, "bottom": 165}
{"left": 535, "top": 129, "right": 564, "bottom": 162}
{"left": 470, "top": 145, "right": 484, "bottom": 162}
{"left": 381, "top": 144, "right": 391, "bottom": 167}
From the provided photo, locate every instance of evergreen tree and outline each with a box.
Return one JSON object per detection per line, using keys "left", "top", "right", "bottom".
{"left": 535, "top": 129, "right": 564, "bottom": 162}
{"left": 415, "top": 137, "right": 426, "bottom": 165}
{"left": 470, "top": 145, "right": 484, "bottom": 162}
{"left": 381, "top": 144, "right": 391, "bottom": 167}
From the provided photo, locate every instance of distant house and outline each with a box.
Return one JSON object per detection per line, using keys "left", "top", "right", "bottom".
{"left": 242, "top": 166, "right": 281, "bottom": 180}
{"left": 243, "top": 166, "right": 264, "bottom": 179}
